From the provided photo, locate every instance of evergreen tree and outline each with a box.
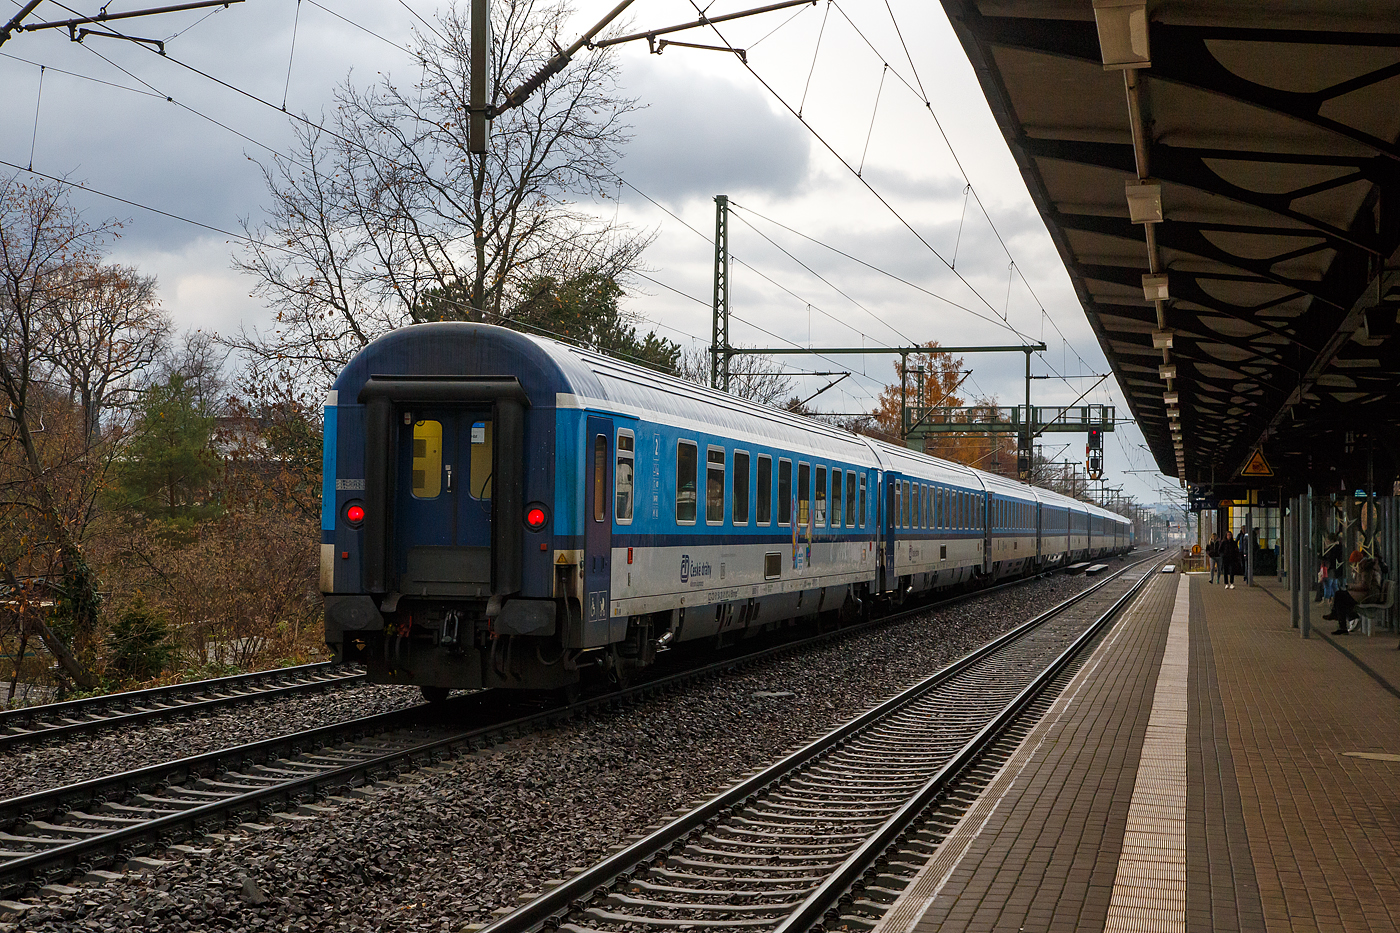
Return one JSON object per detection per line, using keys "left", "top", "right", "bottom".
{"left": 106, "top": 600, "right": 175, "bottom": 682}
{"left": 418, "top": 272, "right": 682, "bottom": 375}
{"left": 111, "top": 374, "right": 219, "bottom": 531}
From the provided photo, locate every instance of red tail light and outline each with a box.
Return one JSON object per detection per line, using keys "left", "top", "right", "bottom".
{"left": 525, "top": 506, "right": 547, "bottom": 530}
{"left": 346, "top": 503, "right": 365, "bottom": 525}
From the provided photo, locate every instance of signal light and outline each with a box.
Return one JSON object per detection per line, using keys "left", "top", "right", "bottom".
{"left": 525, "top": 505, "right": 547, "bottom": 530}
{"left": 345, "top": 503, "right": 365, "bottom": 526}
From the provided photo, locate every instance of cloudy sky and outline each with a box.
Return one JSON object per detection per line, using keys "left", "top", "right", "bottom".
{"left": 0, "top": 0, "right": 1178, "bottom": 507}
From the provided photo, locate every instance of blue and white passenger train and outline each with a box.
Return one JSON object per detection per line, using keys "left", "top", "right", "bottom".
{"left": 320, "top": 323, "right": 1132, "bottom": 697}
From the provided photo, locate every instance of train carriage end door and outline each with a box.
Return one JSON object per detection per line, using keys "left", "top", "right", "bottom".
{"left": 583, "top": 416, "right": 613, "bottom": 646}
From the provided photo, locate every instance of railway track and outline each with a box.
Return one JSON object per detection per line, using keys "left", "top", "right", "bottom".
{"left": 0, "top": 555, "right": 1150, "bottom": 898}
{"left": 0, "top": 662, "right": 367, "bottom": 751}
{"left": 478, "top": 553, "right": 1167, "bottom": 933}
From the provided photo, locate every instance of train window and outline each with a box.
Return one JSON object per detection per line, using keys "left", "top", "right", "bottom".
{"left": 677, "top": 441, "right": 698, "bottom": 524}
{"left": 758, "top": 455, "right": 773, "bottom": 525}
{"left": 845, "top": 472, "right": 857, "bottom": 527}
{"left": 798, "top": 463, "right": 811, "bottom": 527}
{"left": 470, "top": 421, "right": 493, "bottom": 499}
{"left": 815, "top": 466, "right": 827, "bottom": 526}
{"left": 858, "top": 474, "right": 867, "bottom": 527}
{"left": 411, "top": 420, "right": 443, "bottom": 499}
{"left": 894, "top": 481, "right": 903, "bottom": 529}
{"left": 593, "top": 435, "right": 608, "bottom": 522}
{"left": 707, "top": 448, "right": 726, "bottom": 525}
{"left": 615, "top": 431, "right": 634, "bottom": 524}
{"left": 910, "top": 484, "right": 920, "bottom": 529}
{"left": 734, "top": 451, "right": 751, "bottom": 525}
{"left": 831, "top": 468, "right": 842, "bottom": 528}
{"left": 924, "top": 486, "right": 932, "bottom": 529}
{"left": 778, "top": 459, "right": 792, "bottom": 525}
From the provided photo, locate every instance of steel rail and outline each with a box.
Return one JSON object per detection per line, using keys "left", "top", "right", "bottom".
{"left": 0, "top": 662, "right": 366, "bottom": 750}
{"left": 774, "top": 558, "right": 1162, "bottom": 933}
{"left": 0, "top": 553, "right": 1149, "bottom": 897}
{"left": 475, "top": 553, "right": 1164, "bottom": 933}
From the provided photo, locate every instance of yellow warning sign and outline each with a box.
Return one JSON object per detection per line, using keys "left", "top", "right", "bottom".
{"left": 1241, "top": 448, "right": 1273, "bottom": 477}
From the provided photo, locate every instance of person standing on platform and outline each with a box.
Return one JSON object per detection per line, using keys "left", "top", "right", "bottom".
{"left": 1206, "top": 533, "right": 1221, "bottom": 583}
{"left": 1219, "top": 531, "right": 1242, "bottom": 588}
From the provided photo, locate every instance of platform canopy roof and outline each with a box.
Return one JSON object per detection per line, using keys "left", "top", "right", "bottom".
{"left": 939, "top": 0, "right": 1400, "bottom": 493}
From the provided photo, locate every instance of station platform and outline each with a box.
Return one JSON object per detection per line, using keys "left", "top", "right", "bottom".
{"left": 871, "top": 571, "right": 1400, "bottom": 933}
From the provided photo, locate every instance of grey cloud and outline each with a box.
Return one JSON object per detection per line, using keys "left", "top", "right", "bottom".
{"left": 615, "top": 62, "right": 811, "bottom": 201}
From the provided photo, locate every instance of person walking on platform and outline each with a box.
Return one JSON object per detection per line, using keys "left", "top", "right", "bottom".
{"left": 1219, "top": 532, "right": 1242, "bottom": 588}
{"left": 1206, "top": 533, "right": 1221, "bottom": 583}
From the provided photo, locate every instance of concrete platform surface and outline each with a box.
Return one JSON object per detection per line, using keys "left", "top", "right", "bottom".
{"left": 871, "top": 572, "right": 1400, "bottom": 933}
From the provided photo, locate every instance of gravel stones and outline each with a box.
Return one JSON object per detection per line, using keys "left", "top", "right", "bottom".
{"left": 11, "top": 573, "right": 1104, "bottom": 933}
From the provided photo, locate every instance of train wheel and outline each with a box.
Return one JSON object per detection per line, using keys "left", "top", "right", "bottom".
{"left": 420, "top": 685, "right": 450, "bottom": 703}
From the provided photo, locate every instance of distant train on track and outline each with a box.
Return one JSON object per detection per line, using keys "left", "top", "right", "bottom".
{"left": 320, "top": 323, "right": 1132, "bottom": 698}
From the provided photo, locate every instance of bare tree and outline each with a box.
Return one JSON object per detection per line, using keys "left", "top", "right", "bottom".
{"left": 679, "top": 345, "right": 795, "bottom": 407}
{"left": 46, "top": 263, "right": 169, "bottom": 444}
{"left": 232, "top": 0, "right": 646, "bottom": 384}
{"left": 161, "top": 329, "right": 228, "bottom": 415}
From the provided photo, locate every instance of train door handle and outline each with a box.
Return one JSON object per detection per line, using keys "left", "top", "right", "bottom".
{"left": 444, "top": 464, "right": 453, "bottom": 492}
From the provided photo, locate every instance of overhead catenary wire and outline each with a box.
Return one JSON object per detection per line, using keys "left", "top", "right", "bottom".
{"left": 26, "top": 62, "right": 42, "bottom": 170}
{"left": 832, "top": 0, "right": 1103, "bottom": 382}
{"left": 727, "top": 209, "right": 913, "bottom": 346}
{"left": 5, "top": 0, "right": 1094, "bottom": 423}
{"left": 282, "top": 0, "right": 301, "bottom": 110}
{"left": 2, "top": 15, "right": 316, "bottom": 172}
{"left": 607, "top": 175, "right": 894, "bottom": 398}
{"left": 0, "top": 156, "right": 301, "bottom": 254}
{"left": 1, "top": 4, "right": 884, "bottom": 409}
{"left": 10, "top": 0, "right": 972, "bottom": 381}
{"left": 679, "top": 0, "right": 1036, "bottom": 345}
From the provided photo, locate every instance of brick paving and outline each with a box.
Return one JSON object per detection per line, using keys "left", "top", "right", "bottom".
{"left": 884, "top": 571, "right": 1400, "bottom": 933}
{"left": 1199, "top": 577, "right": 1400, "bottom": 933}
{"left": 903, "top": 572, "right": 1179, "bottom": 933}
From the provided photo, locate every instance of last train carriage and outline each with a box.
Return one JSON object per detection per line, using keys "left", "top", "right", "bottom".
{"left": 320, "top": 323, "right": 1131, "bottom": 697}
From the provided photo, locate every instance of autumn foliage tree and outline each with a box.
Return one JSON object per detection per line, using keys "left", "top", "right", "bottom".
{"left": 0, "top": 177, "right": 165, "bottom": 687}
{"left": 868, "top": 342, "right": 1016, "bottom": 472}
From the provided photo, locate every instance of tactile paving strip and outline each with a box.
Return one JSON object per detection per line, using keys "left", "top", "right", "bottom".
{"left": 866, "top": 571, "right": 1170, "bottom": 933}
{"left": 1103, "top": 574, "right": 1189, "bottom": 933}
